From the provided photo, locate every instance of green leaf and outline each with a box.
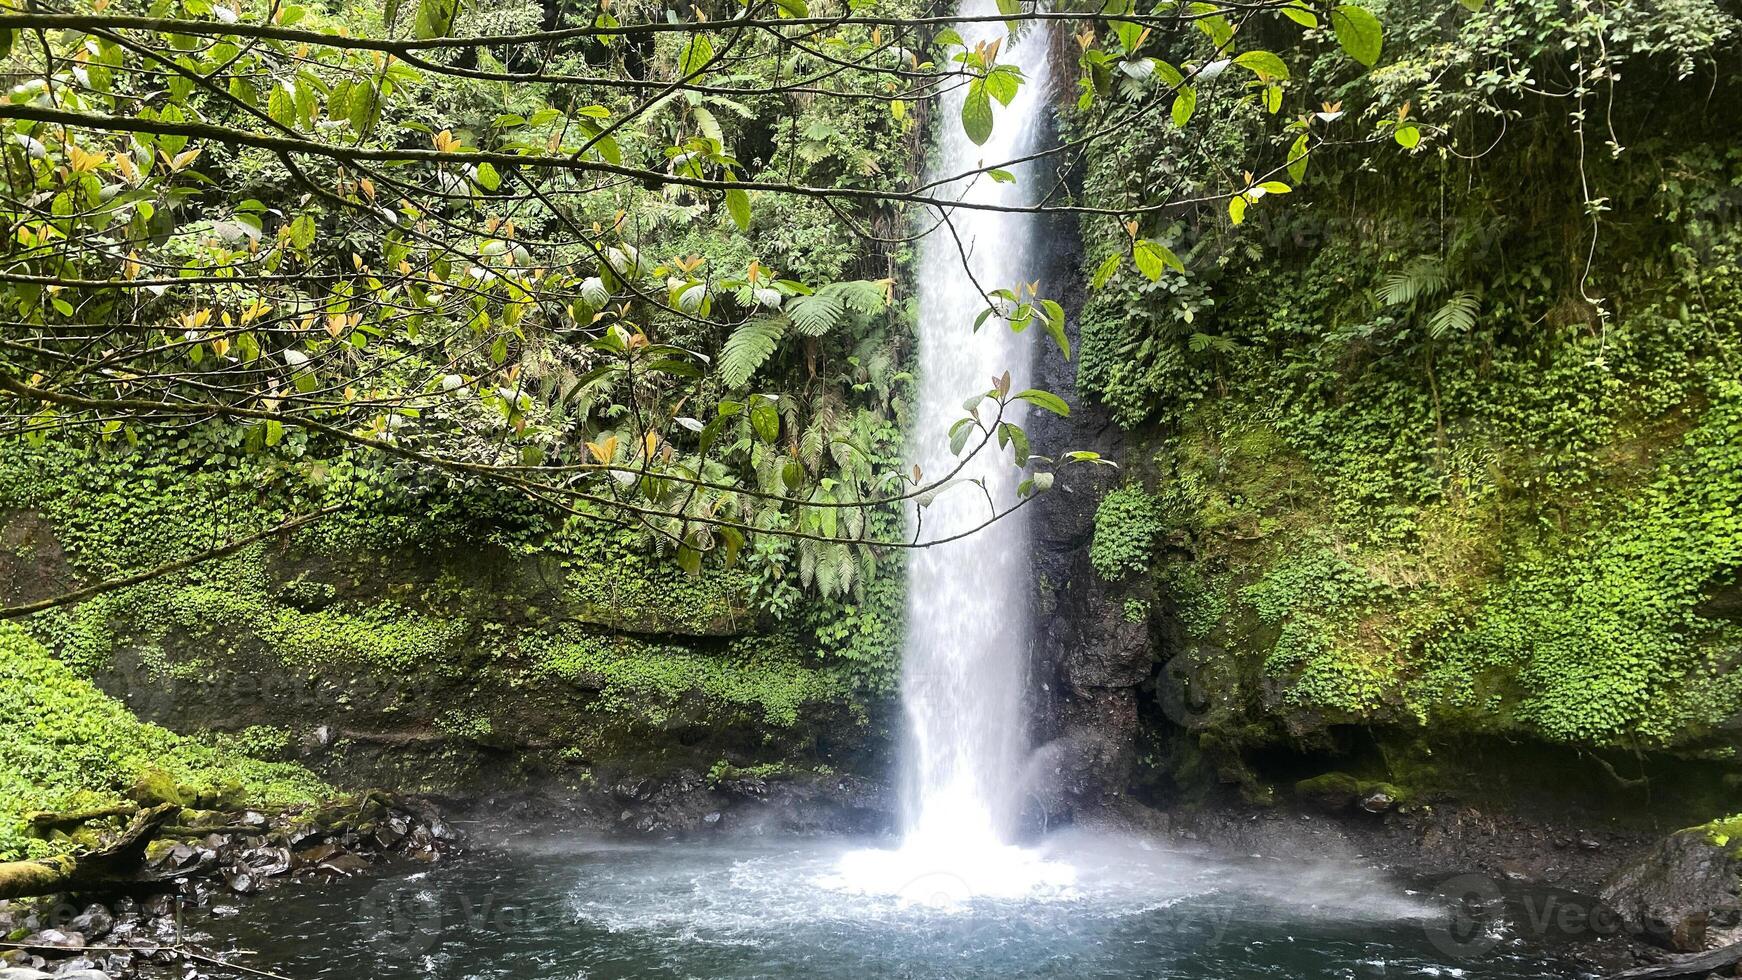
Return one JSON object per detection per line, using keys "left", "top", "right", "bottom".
{"left": 1280, "top": 2, "right": 1318, "bottom": 27}
{"left": 1331, "top": 4, "right": 1383, "bottom": 67}
{"left": 1458, "top": 0, "right": 1484, "bottom": 9}
{"left": 679, "top": 35, "right": 714, "bottom": 77}
{"left": 983, "top": 65, "right": 1021, "bottom": 106}
{"left": 949, "top": 417, "right": 975, "bottom": 456}
{"left": 725, "top": 188, "right": 751, "bottom": 231}
{"left": 750, "top": 400, "right": 780, "bottom": 444}
{"left": 772, "top": 0, "right": 808, "bottom": 16}
{"left": 1287, "top": 132, "right": 1310, "bottom": 182}
{"left": 1229, "top": 195, "right": 1248, "bottom": 225}
{"left": 1001, "top": 422, "right": 1030, "bottom": 466}
{"left": 412, "top": 0, "right": 458, "bottom": 39}
{"left": 961, "top": 84, "right": 994, "bottom": 146}
{"left": 289, "top": 213, "right": 317, "bottom": 250}
{"left": 1132, "top": 239, "right": 1183, "bottom": 281}
{"left": 1014, "top": 389, "right": 1070, "bottom": 417}
{"left": 473, "top": 161, "right": 500, "bottom": 191}
{"left": 987, "top": 169, "right": 1015, "bottom": 184}
{"left": 1394, "top": 124, "right": 1421, "bottom": 148}
{"left": 347, "top": 83, "right": 381, "bottom": 136}
{"left": 1171, "top": 86, "right": 1196, "bottom": 128}
{"left": 383, "top": 0, "right": 403, "bottom": 26}
{"left": 268, "top": 84, "right": 295, "bottom": 127}
{"left": 1232, "top": 50, "right": 1289, "bottom": 82}
{"left": 782, "top": 460, "right": 805, "bottom": 490}
{"left": 677, "top": 544, "right": 702, "bottom": 576}
{"left": 1091, "top": 253, "right": 1122, "bottom": 289}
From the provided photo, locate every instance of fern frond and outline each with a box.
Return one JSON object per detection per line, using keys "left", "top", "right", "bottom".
{"left": 1428, "top": 291, "right": 1480, "bottom": 339}
{"left": 822, "top": 279, "right": 890, "bottom": 315}
{"left": 719, "top": 318, "right": 785, "bottom": 387}
{"left": 787, "top": 292, "right": 846, "bottom": 336}
{"left": 1378, "top": 258, "right": 1449, "bottom": 306}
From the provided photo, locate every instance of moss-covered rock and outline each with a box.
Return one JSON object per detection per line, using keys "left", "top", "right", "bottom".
{"left": 125, "top": 769, "right": 183, "bottom": 808}
{"left": 0, "top": 623, "right": 327, "bottom": 861}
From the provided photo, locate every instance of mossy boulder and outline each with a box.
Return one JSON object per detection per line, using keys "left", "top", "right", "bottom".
{"left": 126, "top": 769, "right": 184, "bottom": 808}
{"left": 1294, "top": 772, "right": 1361, "bottom": 810}
{"left": 1293, "top": 772, "right": 1408, "bottom": 813}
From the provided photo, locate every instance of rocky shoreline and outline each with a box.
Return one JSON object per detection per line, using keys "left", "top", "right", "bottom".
{"left": 0, "top": 793, "right": 456, "bottom": 979}
{"left": 9, "top": 769, "right": 1742, "bottom": 980}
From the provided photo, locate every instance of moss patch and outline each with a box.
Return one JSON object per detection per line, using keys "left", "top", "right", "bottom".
{"left": 0, "top": 623, "right": 327, "bottom": 861}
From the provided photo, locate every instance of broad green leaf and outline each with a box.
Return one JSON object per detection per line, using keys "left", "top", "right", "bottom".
{"left": 1287, "top": 132, "right": 1310, "bottom": 182}
{"left": 961, "top": 85, "right": 994, "bottom": 145}
{"left": 679, "top": 35, "right": 714, "bottom": 77}
{"left": 289, "top": 213, "right": 317, "bottom": 250}
{"left": 1171, "top": 86, "right": 1196, "bottom": 127}
{"left": 949, "top": 417, "right": 975, "bottom": 456}
{"left": 1331, "top": 4, "right": 1383, "bottom": 67}
{"left": 725, "top": 188, "right": 751, "bottom": 231}
{"left": 1280, "top": 2, "right": 1317, "bottom": 27}
{"left": 1132, "top": 239, "right": 1183, "bottom": 281}
{"left": 750, "top": 400, "right": 780, "bottom": 444}
{"left": 1232, "top": 50, "right": 1289, "bottom": 81}
{"left": 983, "top": 66, "right": 1021, "bottom": 106}
{"left": 1229, "top": 195, "right": 1248, "bottom": 225}
{"left": 1091, "top": 253, "right": 1122, "bottom": 289}
{"left": 1002, "top": 422, "right": 1030, "bottom": 465}
{"left": 413, "top": 0, "right": 458, "bottom": 39}
{"left": 473, "top": 162, "right": 501, "bottom": 191}
{"left": 1394, "top": 124, "right": 1421, "bottom": 148}
{"left": 677, "top": 544, "right": 702, "bottom": 576}
{"left": 1014, "top": 388, "right": 1070, "bottom": 417}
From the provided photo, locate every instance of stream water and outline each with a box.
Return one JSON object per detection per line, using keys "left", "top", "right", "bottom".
{"left": 205, "top": 829, "right": 1601, "bottom": 979}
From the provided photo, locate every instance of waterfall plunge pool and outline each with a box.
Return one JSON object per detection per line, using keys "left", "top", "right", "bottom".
{"left": 196, "top": 827, "right": 1603, "bottom": 979}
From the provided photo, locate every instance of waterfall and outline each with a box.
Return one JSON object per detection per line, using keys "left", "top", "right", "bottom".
{"left": 900, "top": 3, "right": 1051, "bottom": 850}
{"left": 828, "top": 0, "right": 1075, "bottom": 903}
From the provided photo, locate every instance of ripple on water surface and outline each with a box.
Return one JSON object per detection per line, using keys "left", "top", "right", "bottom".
{"left": 199, "top": 828, "right": 1600, "bottom": 980}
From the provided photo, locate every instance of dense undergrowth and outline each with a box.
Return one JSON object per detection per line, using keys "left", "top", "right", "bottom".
{"left": 1073, "top": 0, "right": 1742, "bottom": 763}
{"left": 0, "top": 624, "right": 327, "bottom": 861}
{"left": 0, "top": 0, "right": 925, "bottom": 823}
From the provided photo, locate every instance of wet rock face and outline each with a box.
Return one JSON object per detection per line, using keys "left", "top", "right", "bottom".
{"left": 496, "top": 771, "right": 895, "bottom": 837}
{"left": 1601, "top": 830, "right": 1742, "bottom": 952}
{"left": 1020, "top": 218, "right": 1153, "bottom": 822}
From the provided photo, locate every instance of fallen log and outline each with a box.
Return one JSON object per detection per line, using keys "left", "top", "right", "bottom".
{"left": 0, "top": 802, "right": 177, "bottom": 900}
{"left": 1613, "top": 941, "right": 1742, "bottom": 979}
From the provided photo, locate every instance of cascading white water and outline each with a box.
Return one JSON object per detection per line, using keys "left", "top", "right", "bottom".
{"left": 827, "top": 1, "right": 1076, "bottom": 903}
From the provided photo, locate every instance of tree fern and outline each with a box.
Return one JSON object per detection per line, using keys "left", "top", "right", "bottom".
{"left": 787, "top": 292, "right": 846, "bottom": 336}
{"left": 719, "top": 317, "right": 785, "bottom": 387}
{"left": 786, "top": 279, "right": 890, "bottom": 336}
